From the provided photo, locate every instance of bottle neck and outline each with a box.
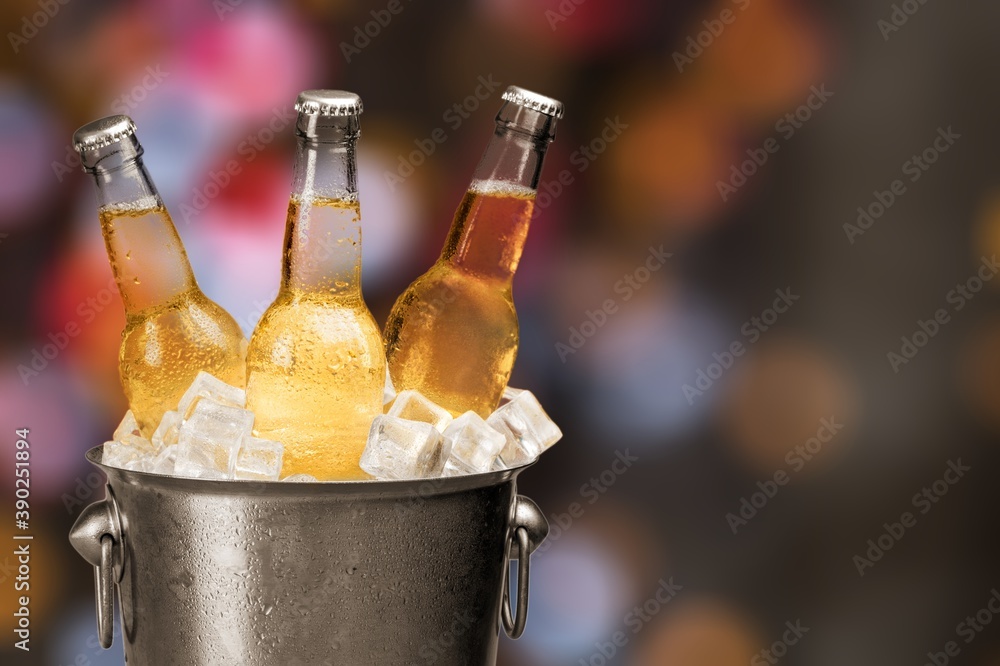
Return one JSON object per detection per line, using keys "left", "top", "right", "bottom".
{"left": 441, "top": 115, "right": 553, "bottom": 282}
{"left": 87, "top": 141, "right": 196, "bottom": 314}
{"left": 281, "top": 119, "right": 363, "bottom": 297}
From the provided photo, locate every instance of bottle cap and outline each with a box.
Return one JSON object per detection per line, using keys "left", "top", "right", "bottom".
{"left": 73, "top": 115, "right": 138, "bottom": 153}
{"left": 295, "top": 90, "right": 363, "bottom": 117}
{"left": 501, "top": 86, "right": 564, "bottom": 119}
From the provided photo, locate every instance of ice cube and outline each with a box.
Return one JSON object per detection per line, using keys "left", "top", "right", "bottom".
{"left": 150, "top": 444, "right": 178, "bottom": 475}
{"left": 386, "top": 390, "right": 453, "bottom": 432}
{"left": 174, "top": 400, "right": 253, "bottom": 478}
{"left": 119, "top": 432, "right": 157, "bottom": 463}
{"left": 113, "top": 410, "right": 141, "bottom": 442}
{"left": 152, "top": 410, "right": 181, "bottom": 450}
{"left": 360, "top": 415, "right": 451, "bottom": 480}
{"left": 487, "top": 390, "right": 562, "bottom": 467}
{"left": 282, "top": 473, "right": 318, "bottom": 482}
{"left": 102, "top": 439, "right": 153, "bottom": 471}
{"left": 442, "top": 411, "right": 505, "bottom": 473}
{"left": 173, "top": 460, "right": 227, "bottom": 480}
{"left": 501, "top": 386, "right": 524, "bottom": 403}
{"left": 384, "top": 364, "right": 397, "bottom": 405}
{"left": 234, "top": 436, "right": 283, "bottom": 481}
{"left": 177, "top": 371, "right": 246, "bottom": 418}
{"left": 441, "top": 458, "right": 470, "bottom": 477}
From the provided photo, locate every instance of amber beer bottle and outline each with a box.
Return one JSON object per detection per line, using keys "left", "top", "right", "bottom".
{"left": 246, "top": 91, "right": 385, "bottom": 480}
{"left": 384, "top": 86, "right": 563, "bottom": 418}
{"left": 74, "top": 116, "right": 248, "bottom": 437}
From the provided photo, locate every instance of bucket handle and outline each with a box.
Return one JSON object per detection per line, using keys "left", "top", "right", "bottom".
{"left": 96, "top": 535, "right": 115, "bottom": 648}
{"left": 68, "top": 486, "right": 125, "bottom": 649}
{"left": 502, "top": 495, "right": 548, "bottom": 639}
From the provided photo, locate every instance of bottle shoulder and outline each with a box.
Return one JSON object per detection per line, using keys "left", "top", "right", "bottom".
{"left": 251, "top": 292, "right": 383, "bottom": 343}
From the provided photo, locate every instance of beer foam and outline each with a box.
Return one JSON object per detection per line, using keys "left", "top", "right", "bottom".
{"left": 100, "top": 196, "right": 162, "bottom": 216}
{"left": 468, "top": 179, "right": 536, "bottom": 199}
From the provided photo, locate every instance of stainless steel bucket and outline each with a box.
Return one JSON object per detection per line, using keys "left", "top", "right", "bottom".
{"left": 69, "top": 446, "right": 548, "bottom": 665}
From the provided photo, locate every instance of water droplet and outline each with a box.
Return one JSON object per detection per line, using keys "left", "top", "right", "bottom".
{"left": 133, "top": 277, "right": 140, "bottom": 284}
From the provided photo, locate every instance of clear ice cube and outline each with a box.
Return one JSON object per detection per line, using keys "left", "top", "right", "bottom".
{"left": 102, "top": 438, "right": 153, "bottom": 471}
{"left": 386, "top": 390, "right": 453, "bottom": 432}
{"left": 282, "top": 473, "right": 318, "bottom": 482}
{"left": 487, "top": 389, "right": 562, "bottom": 467}
{"left": 113, "top": 410, "right": 141, "bottom": 442}
{"left": 360, "top": 415, "right": 450, "bottom": 480}
{"left": 150, "top": 444, "right": 178, "bottom": 475}
{"left": 174, "top": 400, "right": 253, "bottom": 478}
{"left": 441, "top": 458, "right": 470, "bottom": 477}
{"left": 152, "top": 410, "right": 181, "bottom": 450}
{"left": 384, "top": 364, "right": 397, "bottom": 405}
{"left": 501, "top": 386, "right": 524, "bottom": 403}
{"left": 177, "top": 371, "right": 246, "bottom": 418}
{"left": 233, "top": 436, "right": 283, "bottom": 481}
{"left": 442, "top": 411, "right": 505, "bottom": 473}
{"left": 121, "top": 432, "right": 157, "bottom": 456}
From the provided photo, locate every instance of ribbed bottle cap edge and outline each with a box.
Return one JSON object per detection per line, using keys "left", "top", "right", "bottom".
{"left": 295, "top": 90, "right": 363, "bottom": 116}
{"left": 73, "top": 115, "right": 138, "bottom": 153}
{"left": 501, "top": 86, "right": 564, "bottom": 119}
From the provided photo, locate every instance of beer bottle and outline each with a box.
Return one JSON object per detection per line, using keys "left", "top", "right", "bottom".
{"left": 246, "top": 91, "right": 385, "bottom": 480}
{"left": 74, "top": 116, "right": 248, "bottom": 437}
{"left": 384, "top": 86, "right": 563, "bottom": 418}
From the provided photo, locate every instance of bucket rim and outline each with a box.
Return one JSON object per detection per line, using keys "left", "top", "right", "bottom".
{"left": 86, "top": 445, "right": 532, "bottom": 497}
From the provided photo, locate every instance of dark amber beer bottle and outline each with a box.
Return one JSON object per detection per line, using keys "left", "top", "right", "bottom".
{"left": 384, "top": 86, "right": 563, "bottom": 417}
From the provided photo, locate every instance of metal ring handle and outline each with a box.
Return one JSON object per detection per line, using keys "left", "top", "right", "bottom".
{"left": 502, "top": 526, "right": 531, "bottom": 639}
{"left": 96, "top": 535, "right": 114, "bottom": 649}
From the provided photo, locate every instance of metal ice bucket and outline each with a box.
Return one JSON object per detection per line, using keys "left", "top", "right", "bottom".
{"left": 69, "top": 446, "right": 547, "bottom": 665}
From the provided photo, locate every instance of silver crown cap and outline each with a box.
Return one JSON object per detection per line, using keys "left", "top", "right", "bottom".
{"left": 73, "top": 115, "right": 138, "bottom": 153}
{"left": 501, "top": 86, "right": 564, "bottom": 119}
{"left": 295, "top": 90, "right": 363, "bottom": 116}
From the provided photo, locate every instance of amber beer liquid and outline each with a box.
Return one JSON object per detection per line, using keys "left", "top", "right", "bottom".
{"left": 385, "top": 86, "right": 563, "bottom": 418}
{"left": 246, "top": 91, "right": 384, "bottom": 481}
{"left": 74, "top": 116, "right": 247, "bottom": 437}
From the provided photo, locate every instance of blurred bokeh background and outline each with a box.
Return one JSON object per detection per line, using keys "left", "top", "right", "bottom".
{"left": 2, "top": 0, "right": 999, "bottom": 664}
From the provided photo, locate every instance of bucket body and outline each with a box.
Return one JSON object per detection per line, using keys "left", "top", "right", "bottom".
{"left": 70, "top": 447, "right": 546, "bottom": 666}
